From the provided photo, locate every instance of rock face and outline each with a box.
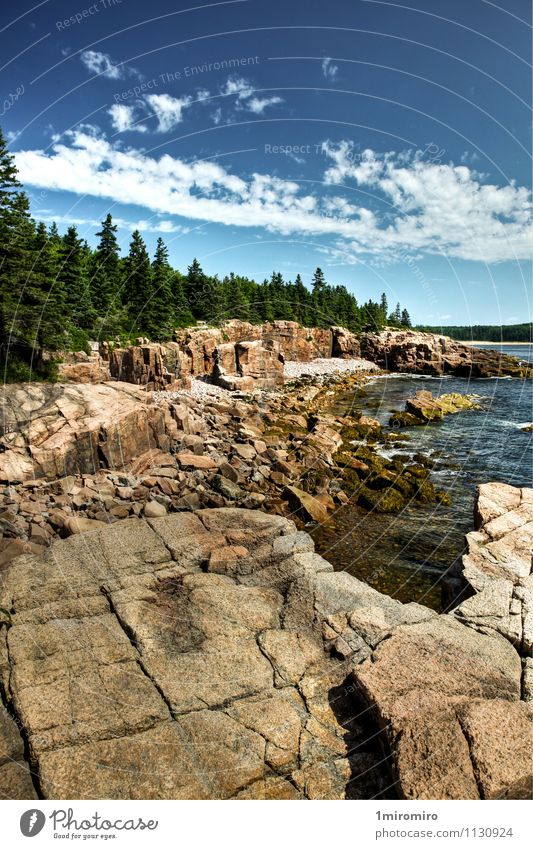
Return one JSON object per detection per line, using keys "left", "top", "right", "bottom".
{"left": 173, "top": 320, "right": 334, "bottom": 377}
{"left": 109, "top": 344, "right": 189, "bottom": 391}
{"left": 360, "top": 329, "right": 532, "bottom": 378}
{"left": 213, "top": 340, "right": 284, "bottom": 390}
{"left": 0, "top": 496, "right": 531, "bottom": 800}
{"left": 0, "top": 383, "right": 167, "bottom": 483}
{"left": 331, "top": 326, "right": 361, "bottom": 359}
{"left": 57, "top": 351, "right": 110, "bottom": 384}
{"left": 452, "top": 482, "right": 533, "bottom": 662}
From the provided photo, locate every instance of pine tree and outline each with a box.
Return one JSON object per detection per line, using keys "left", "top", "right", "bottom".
{"left": 148, "top": 237, "right": 175, "bottom": 340}
{"left": 122, "top": 230, "right": 152, "bottom": 333}
{"left": 292, "top": 273, "right": 309, "bottom": 325}
{"left": 172, "top": 271, "right": 194, "bottom": 328}
{"left": 90, "top": 214, "right": 121, "bottom": 314}
{"left": 394, "top": 302, "right": 402, "bottom": 324}
{"left": 0, "top": 127, "right": 23, "bottom": 366}
{"left": 270, "top": 271, "right": 292, "bottom": 320}
{"left": 185, "top": 258, "right": 205, "bottom": 320}
{"left": 401, "top": 308, "right": 412, "bottom": 328}
{"left": 48, "top": 221, "right": 61, "bottom": 248}
{"left": 312, "top": 267, "right": 326, "bottom": 294}
{"left": 58, "top": 226, "right": 95, "bottom": 331}
{"left": 224, "top": 272, "right": 249, "bottom": 321}
{"left": 32, "top": 221, "right": 66, "bottom": 350}
{"left": 380, "top": 292, "right": 388, "bottom": 322}
{"left": 311, "top": 267, "right": 327, "bottom": 326}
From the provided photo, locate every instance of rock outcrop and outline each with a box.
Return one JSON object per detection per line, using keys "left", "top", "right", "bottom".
{"left": 109, "top": 344, "right": 189, "bottom": 391}
{"left": 390, "top": 390, "right": 482, "bottom": 427}
{"left": 57, "top": 351, "right": 110, "bottom": 384}
{"left": 0, "top": 370, "right": 454, "bottom": 568}
{"left": 0, "top": 383, "right": 168, "bottom": 483}
{"left": 0, "top": 510, "right": 392, "bottom": 800}
{"left": 450, "top": 483, "right": 533, "bottom": 694}
{"left": 0, "top": 494, "right": 531, "bottom": 800}
{"left": 173, "top": 320, "right": 333, "bottom": 377}
{"left": 361, "top": 329, "right": 532, "bottom": 378}
{"left": 331, "top": 326, "right": 361, "bottom": 359}
{"left": 213, "top": 340, "right": 284, "bottom": 390}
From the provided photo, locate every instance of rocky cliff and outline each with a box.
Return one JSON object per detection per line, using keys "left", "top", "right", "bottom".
{"left": 58, "top": 325, "right": 527, "bottom": 392}
{"left": 0, "top": 487, "right": 530, "bottom": 800}
{"left": 360, "top": 329, "right": 531, "bottom": 378}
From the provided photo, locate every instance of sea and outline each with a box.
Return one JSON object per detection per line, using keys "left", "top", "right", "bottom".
{"left": 312, "top": 343, "right": 533, "bottom": 610}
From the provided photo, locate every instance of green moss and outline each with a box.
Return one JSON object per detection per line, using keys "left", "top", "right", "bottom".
{"left": 358, "top": 485, "right": 406, "bottom": 514}
{"left": 415, "top": 479, "right": 437, "bottom": 503}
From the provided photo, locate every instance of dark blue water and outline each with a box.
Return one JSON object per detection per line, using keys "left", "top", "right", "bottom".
{"left": 313, "top": 343, "right": 532, "bottom": 609}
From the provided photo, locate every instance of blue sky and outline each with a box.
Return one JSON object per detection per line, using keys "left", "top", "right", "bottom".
{"left": 2, "top": 0, "right": 531, "bottom": 325}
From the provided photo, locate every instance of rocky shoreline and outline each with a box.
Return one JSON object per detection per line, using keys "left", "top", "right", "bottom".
{"left": 0, "top": 367, "right": 473, "bottom": 567}
{"left": 0, "top": 326, "right": 531, "bottom": 800}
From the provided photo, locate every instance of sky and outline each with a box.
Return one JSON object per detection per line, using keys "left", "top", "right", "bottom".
{"left": 1, "top": 0, "right": 531, "bottom": 326}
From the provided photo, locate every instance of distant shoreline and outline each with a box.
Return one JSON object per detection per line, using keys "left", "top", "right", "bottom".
{"left": 460, "top": 340, "right": 532, "bottom": 346}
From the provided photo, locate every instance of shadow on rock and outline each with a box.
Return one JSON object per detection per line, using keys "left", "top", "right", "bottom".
{"left": 329, "top": 675, "right": 398, "bottom": 800}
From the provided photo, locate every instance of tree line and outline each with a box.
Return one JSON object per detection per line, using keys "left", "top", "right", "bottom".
{"left": 417, "top": 324, "right": 531, "bottom": 343}
{"left": 0, "top": 127, "right": 411, "bottom": 381}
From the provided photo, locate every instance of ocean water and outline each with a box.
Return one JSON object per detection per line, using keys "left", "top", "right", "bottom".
{"left": 312, "top": 343, "right": 533, "bottom": 610}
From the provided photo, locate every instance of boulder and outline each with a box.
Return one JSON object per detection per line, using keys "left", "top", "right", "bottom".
{"left": 58, "top": 360, "right": 110, "bottom": 384}
{"left": 353, "top": 615, "right": 523, "bottom": 799}
{"left": 236, "top": 340, "right": 284, "bottom": 387}
{"left": 390, "top": 390, "right": 482, "bottom": 426}
{"left": 284, "top": 485, "right": 329, "bottom": 523}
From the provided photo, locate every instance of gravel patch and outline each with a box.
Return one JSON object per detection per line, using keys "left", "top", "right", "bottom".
{"left": 284, "top": 357, "right": 380, "bottom": 380}
{"left": 155, "top": 378, "right": 231, "bottom": 404}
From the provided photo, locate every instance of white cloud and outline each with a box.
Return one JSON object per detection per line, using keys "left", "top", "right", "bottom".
{"left": 211, "top": 107, "right": 223, "bottom": 125}
{"left": 222, "top": 76, "right": 254, "bottom": 100}
{"left": 246, "top": 96, "right": 283, "bottom": 114}
{"left": 80, "top": 50, "right": 124, "bottom": 79}
{"left": 220, "top": 76, "right": 283, "bottom": 115}
{"left": 144, "top": 93, "right": 192, "bottom": 132}
{"left": 322, "top": 142, "right": 533, "bottom": 262}
{"left": 121, "top": 218, "right": 188, "bottom": 234}
{"left": 14, "top": 133, "right": 533, "bottom": 264}
{"left": 108, "top": 104, "right": 147, "bottom": 133}
{"left": 322, "top": 58, "right": 339, "bottom": 81}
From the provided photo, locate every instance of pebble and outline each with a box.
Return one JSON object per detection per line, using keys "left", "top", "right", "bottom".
{"left": 283, "top": 358, "right": 380, "bottom": 380}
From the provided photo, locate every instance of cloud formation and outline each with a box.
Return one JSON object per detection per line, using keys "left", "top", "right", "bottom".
{"left": 108, "top": 104, "right": 147, "bottom": 133}
{"left": 322, "top": 58, "right": 339, "bottom": 81}
{"left": 15, "top": 133, "right": 532, "bottom": 264}
{"left": 220, "top": 76, "right": 283, "bottom": 115}
{"left": 144, "top": 94, "right": 193, "bottom": 132}
{"left": 81, "top": 50, "right": 126, "bottom": 80}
